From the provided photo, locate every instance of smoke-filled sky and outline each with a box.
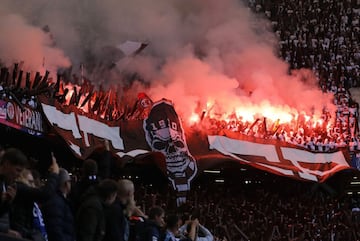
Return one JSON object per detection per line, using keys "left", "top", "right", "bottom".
{"left": 0, "top": 0, "right": 335, "bottom": 121}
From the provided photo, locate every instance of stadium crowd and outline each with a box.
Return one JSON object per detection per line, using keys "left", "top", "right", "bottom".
{"left": 0, "top": 146, "right": 360, "bottom": 241}
{"left": 1, "top": 0, "right": 360, "bottom": 241}
{"left": 214, "top": 0, "right": 360, "bottom": 153}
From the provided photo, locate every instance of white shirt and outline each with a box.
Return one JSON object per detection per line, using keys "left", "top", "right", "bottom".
{"left": 179, "top": 224, "right": 214, "bottom": 241}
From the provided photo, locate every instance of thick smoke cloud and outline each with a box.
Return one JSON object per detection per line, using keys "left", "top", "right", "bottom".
{"left": 0, "top": 13, "right": 70, "bottom": 72}
{"left": 0, "top": 0, "right": 334, "bottom": 120}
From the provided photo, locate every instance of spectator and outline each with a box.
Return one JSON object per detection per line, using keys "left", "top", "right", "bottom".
{"left": 0, "top": 148, "right": 28, "bottom": 238}
{"left": 105, "top": 179, "right": 148, "bottom": 241}
{"left": 9, "top": 154, "right": 59, "bottom": 241}
{"left": 140, "top": 206, "right": 165, "bottom": 241}
{"left": 104, "top": 179, "right": 136, "bottom": 241}
{"left": 163, "top": 214, "right": 180, "bottom": 241}
{"left": 70, "top": 159, "right": 99, "bottom": 211}
{"left": 75, "top": 179, "right": 118, "bottom": 241}
{"left": 42, "top": 168, "right": 75, "bottom": 241}
{"left": 179, "top": 214, "right": 213, "bottom": 241}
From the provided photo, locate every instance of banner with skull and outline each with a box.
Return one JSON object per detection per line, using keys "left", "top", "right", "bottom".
{"left": 37, "top": 96, "right": 353, "bottom": 201}
{"left": 143, "top": 99, "right": 198, "bottom": 205}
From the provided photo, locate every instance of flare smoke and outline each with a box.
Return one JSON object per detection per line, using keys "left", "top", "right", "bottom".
{"left": 0, "top": 0, "right": 335, "bottom": 119}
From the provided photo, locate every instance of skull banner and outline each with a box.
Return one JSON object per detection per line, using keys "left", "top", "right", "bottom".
{"left": 143, "top": 99, "right": 198, "bottom": 205}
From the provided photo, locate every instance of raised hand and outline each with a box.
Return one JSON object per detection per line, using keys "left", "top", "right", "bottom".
{"left": 48, "top": 152, "right": 60, "bottom": 174}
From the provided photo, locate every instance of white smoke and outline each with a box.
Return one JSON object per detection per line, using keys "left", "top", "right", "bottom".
{"left": 0, "top": 6, "right": 70, "bottom": 73}
{"left": 0, "top": 0, "right": 335, "bottom": 119}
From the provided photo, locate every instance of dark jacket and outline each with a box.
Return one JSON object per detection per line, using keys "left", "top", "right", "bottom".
{"left": 103, "top": 200, "right": 129, "bottom": 241}
{"left": 75, "top": 188, "right": 106, "bottom": 241}
{"left": 42, "top": 190, "right": 75, "bottom": 241}
{"left": 0, "top": 175, "right": 11, "bottom": 217}
{"left": 70, "top": 177, "right": 98, "bottom": 212}
{"left": 9, "top": 172, "right": 58, "bottom": 238}
{"left": 140, "top": 220, "right": 162, "bottom": 241}
{"left": 0, "top": 212, "right": 10, "bottom": 234}
{"left": 0, "top": 174, "right": 11, "bottom": 234}
{"left": 128, "top": 216, "right": 146, "bottom": 241}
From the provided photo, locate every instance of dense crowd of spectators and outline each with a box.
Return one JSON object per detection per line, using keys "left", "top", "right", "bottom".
{"left": 199, "top": 0, "right": 360, "bottom": 153}
{"left": 1, "top": 145, "right": 360, "bottom": 241}
{"left": 202, "top": 85, "right": 359, "bottom": 153}
{"left": 135, "top": 176, "right": 360, "bottom": 241}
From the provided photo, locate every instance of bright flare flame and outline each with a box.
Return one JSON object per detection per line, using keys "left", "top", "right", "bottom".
{"left": 186, "top": 99, "right": 331, "bottom": 135}
{"left": 189, "top": 112, "right": 200, "bottom": 126}
{"left": 59, "top": 81, "right": 332, "bottom": 136}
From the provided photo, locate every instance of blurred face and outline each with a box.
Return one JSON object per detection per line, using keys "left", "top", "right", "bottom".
{"left": 106, "top": 192, "right": 117, "bottom": 205}
{"left": 118, "top": 182, "right": 135, "bottom": 205}
{"left": 171, "top": 220, "right": 181, "bottom": 235}
{"left": 155, "top": 213, "right": 166, "bottom": 228}
{"left": 25, "top": 173, "right": 35, "bottom": 187}
{"left": 63, "top": 180, "right": 72, "bottom": 195}
{"left": 2, "top": 163, "right": 24, "bottom": 183}
{"left": 127, "top": 188, "right": 134, "bottom": 203}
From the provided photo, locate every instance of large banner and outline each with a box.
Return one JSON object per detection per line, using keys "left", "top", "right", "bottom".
{"left": 42, "top": 98, "right": 352, "bottom": 183}
{"left": 40, "top": 99, "right": 352, "bottom": 187}
{"left": 207, "top": 135, "right": 350, "bottom": 182}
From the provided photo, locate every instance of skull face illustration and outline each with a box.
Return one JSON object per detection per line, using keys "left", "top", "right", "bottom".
{"left": 151, "top": 125, "right": 191, "bottom": 175}
{"left": 144, "top": 100, "right": 197, "bottom": 189}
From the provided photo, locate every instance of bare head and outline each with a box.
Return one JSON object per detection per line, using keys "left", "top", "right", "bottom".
{"left": 117, "top": 179, "right": 134, "bottom": 204}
